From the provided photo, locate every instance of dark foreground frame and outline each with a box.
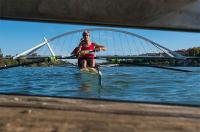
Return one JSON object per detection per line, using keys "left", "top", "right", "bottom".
{"left": 1, "top": 0, "right": 200, "bottom": 32}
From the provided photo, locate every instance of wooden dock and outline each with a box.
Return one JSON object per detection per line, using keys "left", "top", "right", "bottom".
{"left": 0, "top": 95, "right": 199, "bottom": 132}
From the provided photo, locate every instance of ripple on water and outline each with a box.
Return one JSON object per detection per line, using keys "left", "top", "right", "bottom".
{"left": 0, "top": 66, "right": 200, "bottom": 105}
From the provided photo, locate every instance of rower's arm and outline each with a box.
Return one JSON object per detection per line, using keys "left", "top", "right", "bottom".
{"left": 76, "top": 41, "right": 84, "bottom": 54}
{"left": 94, "top": 43, "right": 107, "bottom": 51}
{"left": 71, "top": 42, "right": 83, "bottom": 56}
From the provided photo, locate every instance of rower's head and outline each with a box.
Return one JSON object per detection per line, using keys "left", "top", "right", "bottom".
{"left": 82, "top": 31, "right": 90, "bottom": 41}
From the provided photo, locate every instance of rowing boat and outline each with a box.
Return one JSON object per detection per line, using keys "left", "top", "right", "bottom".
{"left": 80, "top": 67, "right": 102, "bottom": 86}
{"left": 80, "top": 67, "right": 99, "bottom": 74}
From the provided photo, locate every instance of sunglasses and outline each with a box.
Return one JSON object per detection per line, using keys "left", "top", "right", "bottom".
{"left": 83, "top": 34, "right": 90, "bottom": 37}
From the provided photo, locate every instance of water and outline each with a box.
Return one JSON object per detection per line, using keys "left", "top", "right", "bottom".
{"left": 0, "top": 66, "right": 200, "bottom": 106}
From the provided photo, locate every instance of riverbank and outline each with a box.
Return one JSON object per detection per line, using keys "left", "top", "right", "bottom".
{"left": 0, "top": 58, "right": 71, "bottom": 67}
{"left": 1, "top": 56, "right": 200, "bottom": 67}
{"left": 109, "top": 57, "right": 200, "bottom": 67}
{"left": 0, "top": 94, "right": 199, "bottom": 132}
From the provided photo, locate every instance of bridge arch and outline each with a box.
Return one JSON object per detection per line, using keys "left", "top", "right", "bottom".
{"left": 14, "top": 28, "right": 184, "bottom": 59}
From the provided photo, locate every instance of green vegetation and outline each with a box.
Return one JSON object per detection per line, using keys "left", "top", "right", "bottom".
{"left": 108, "top": 47, "right": 200, "bottom": 66}
{"left": 113, "top": 59, "right": 200, "bottom": 66}
{"left": 176, "top": 47, "right": 200, "bottom": 57}
{"left": 0, "top": 57, "right": 70, "bottom": 67}
{"left": 0, "top": 47, "right": 200, "bottom": 67}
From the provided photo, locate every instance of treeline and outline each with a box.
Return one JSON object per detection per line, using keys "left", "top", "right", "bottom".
{"left": 0, "top": 47, "right": 200, "bottom": 67}
{"left": 176, "top": 47, "right": 200, "bottom": 57}
{"left": 109, "top": 47, "right": 200, "bottom": 66}
{"left": 0, "top": 57, "right": 70, "bottom": 67}
{"left": 0, "top": 58, "right": 18, "bottom": 67}
{"left": 110, "top": 58, "right": 200, "bottom": 66}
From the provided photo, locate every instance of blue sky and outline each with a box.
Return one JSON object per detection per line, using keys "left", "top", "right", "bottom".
{"left": 0, "top": 20, "right": 200, "bottom": 56}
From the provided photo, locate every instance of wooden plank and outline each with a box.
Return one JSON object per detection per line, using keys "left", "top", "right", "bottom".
{"left": 0, "top": 95, "right": 199, "bottom": 132}
{"left": 0, "top": 0, "right": 199, "bottom": 31}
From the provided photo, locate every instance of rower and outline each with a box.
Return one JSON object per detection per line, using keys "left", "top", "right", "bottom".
{"left": 71, "top": 31, "right": 107, "bottom": 72}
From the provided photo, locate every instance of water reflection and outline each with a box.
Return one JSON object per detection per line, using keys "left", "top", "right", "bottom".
{"left": 0, "top": 67, "right": 200, "bottom": 105}
{"left": 79, "top": 73, "right": 101, "bottom": 91}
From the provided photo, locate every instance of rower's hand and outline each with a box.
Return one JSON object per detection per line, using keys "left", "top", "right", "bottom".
{"left": 80, "top": 51, "right": 86, "bottom": 55}
{"left": 78, "top": 50, "right": 87, "bottom": 56}
{"left": 102, "top": 47, "right": 107, "bottom": 51}
{"left": 98, "top": 47, "right": 107, "bottom": 51}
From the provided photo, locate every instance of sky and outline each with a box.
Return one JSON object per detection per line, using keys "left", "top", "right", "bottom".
{"left": 0, "top": 19, "right": 200, "bottom": 56}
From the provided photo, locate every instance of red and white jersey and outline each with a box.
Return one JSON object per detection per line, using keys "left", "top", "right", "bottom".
{"left": 80, "top": 43, "right": 95, "bottom": 58}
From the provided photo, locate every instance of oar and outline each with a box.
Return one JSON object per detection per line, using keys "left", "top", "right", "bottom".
{"left": 96, "top": 65, "right": 102, "bottom": 86}
{"left": 119, "top": 62, "right": 192, "bottom": 72}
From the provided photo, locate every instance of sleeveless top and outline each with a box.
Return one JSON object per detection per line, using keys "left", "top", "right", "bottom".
{"left": 80, "top": 43, "right": 95, "bottom": 59}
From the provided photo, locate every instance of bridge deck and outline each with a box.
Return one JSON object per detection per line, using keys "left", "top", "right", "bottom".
{"left": 0, "top": 95, "right": 199, "bottom": 132}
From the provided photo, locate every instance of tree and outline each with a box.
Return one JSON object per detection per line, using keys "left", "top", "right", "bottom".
{"left": 0, "top": 48, "right": 3, "bottom": 66}
{"left": 0, "top": 48, "right": 3, "bottom": 57}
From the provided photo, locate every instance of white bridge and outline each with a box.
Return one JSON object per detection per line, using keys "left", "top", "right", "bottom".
{"left": 14, "top": 28, "right": 185, "bottom": 60}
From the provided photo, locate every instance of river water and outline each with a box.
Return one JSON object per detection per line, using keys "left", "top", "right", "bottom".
{"left": 0, "top": 66, "right": 199, "bottom": 106}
